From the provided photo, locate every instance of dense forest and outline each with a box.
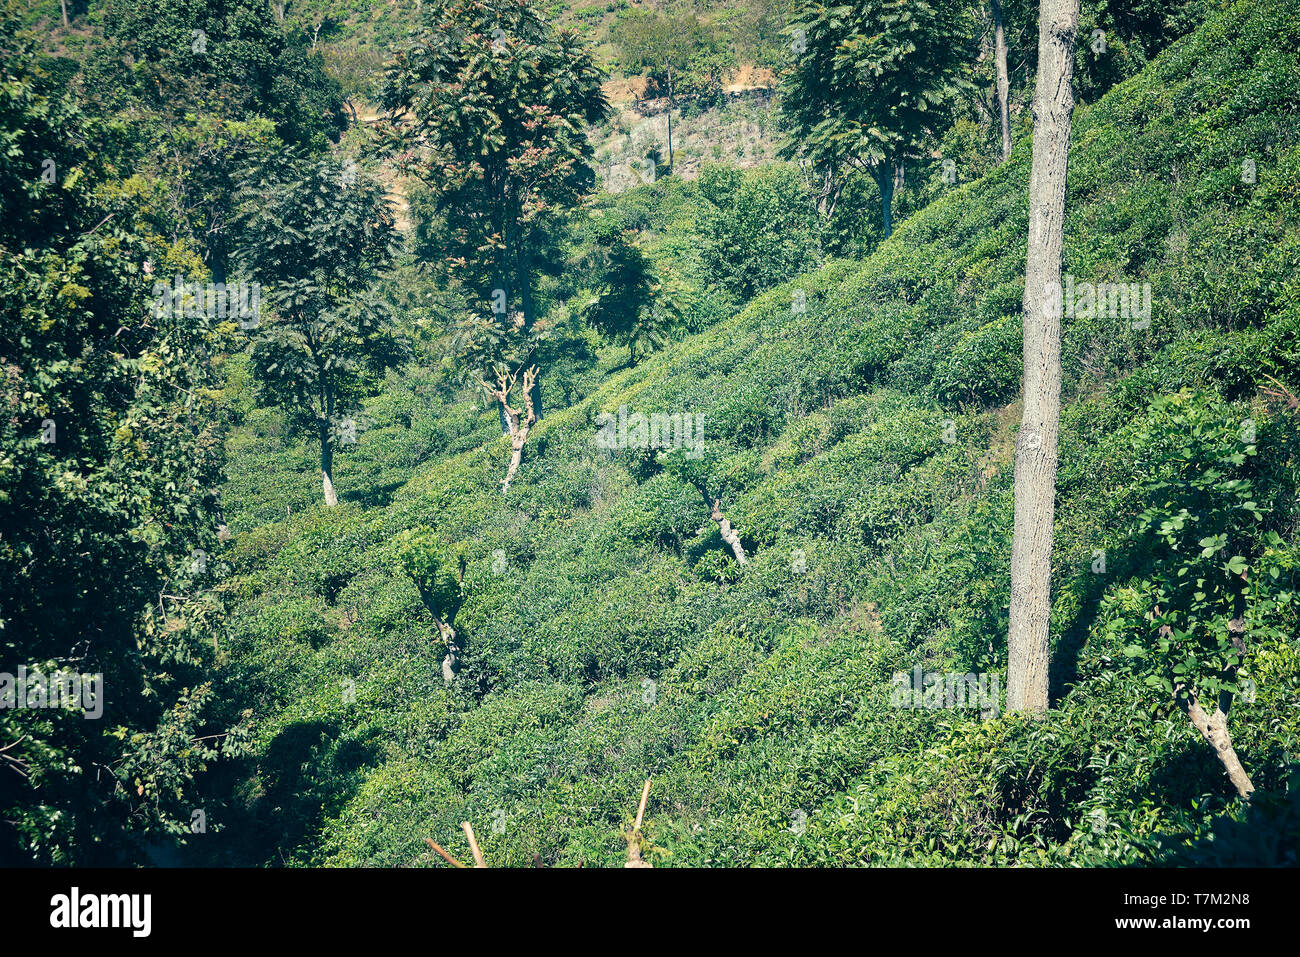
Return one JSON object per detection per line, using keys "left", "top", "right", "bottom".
{"left": 2, "top": 0, "right": 1299, "bottom": 871}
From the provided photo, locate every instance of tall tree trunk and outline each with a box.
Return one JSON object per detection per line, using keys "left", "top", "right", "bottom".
{"left": 877, "top": 164, "right": 894, "bottom": 239}
{"left": 492, "top": 269, "right": 512, "bottom": 434}
{"left": 519, "top": 245, "right": 542, "bottom": 421}
{"left": 319, "top": 419, "right": 338, "bottom": 507}
{"left": 993, "top": 0, "right": 1012, "bottom": 163}
{"left": 60, "top": 0, "right": 69, "bottom": 28}
{"left": 1006, "top": 0, "right": 1079, "bottom": 714}
{"left": 666, "top": 65, "right": 674, "bottom": 174}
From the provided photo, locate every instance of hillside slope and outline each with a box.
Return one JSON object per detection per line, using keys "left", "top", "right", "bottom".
{"left": 211, "top": 0, "right": 1300, "bottom": 867}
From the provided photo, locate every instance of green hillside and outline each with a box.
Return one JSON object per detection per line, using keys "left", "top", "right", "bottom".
{"left": 205, "top": 0, "right": 1300, "bottom": 867}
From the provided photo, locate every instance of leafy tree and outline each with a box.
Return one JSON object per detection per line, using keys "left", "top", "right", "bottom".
{"left": 83, "top": 0, "right": 346, "bottom": 284}
{"left": 779, "top": 0, "right": 976, "bottom": 237}
{"left": 697, "top": 163, "right": 821, "bottom": 301}
{"left": 1108, "top": 394, "right": 1299, "bottom": 798}
{"left": 90, "top": 0, "right": 346, "bottom": 150}
{"left": 580, "top": 218, "right": 676, "bottom": 366}
{"left": 611, "top": 8, "right": 736, "bottom": 103}
{"left": 1074, "top": 0, "right": 1213, "bottom": 101}
{"left": 1, "top": 11, "right": 245, "bottom": 863}
{"left": 233, "top": 154, "right": 403, "bottom": 507}
{"left": 379, "top": 0, "right": 608, "bottom": 440}
{"left": 610, "top": 7, "right": 737, "bottom": 170}
{"left": 718, "top": 0, "right": 798, "bottom": 69}
{"left": 395, "top": 528, "right": 465, "bottom": 681}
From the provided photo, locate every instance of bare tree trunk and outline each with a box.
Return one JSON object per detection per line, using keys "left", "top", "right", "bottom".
{"left": 502, "top": 420, "right": 532, "bottom": 494}
{"left": 435, "top": 618, "right": 459, "bottom": 683}
{"left": 60, "top": 0, "right": 69, "bottom": 28}
{"left": 993, "top": 0, "right": 1012, "bottom": 163}
{"left": 319, "top": 419, "right": 338, "bottom": 507}
{"left": 666, "top": 65, "right": 674, "bottom": 174}
{"left": 1006, "top": 0, "right": 1079, "bottom": 713}
{"left": 875, "top": 164, "right": 895, "bottom": 238}
{"left": 624, "top": 778, "right": 653, "bottom": 868}
{"left": 1184, "top": 694, "right": 1254, "bottom": 799}
{"left": 488, "top": 365, "right": 539, "bottom": 495}
{"left": 710, "top": 499, "right": 747, "bottom": 565}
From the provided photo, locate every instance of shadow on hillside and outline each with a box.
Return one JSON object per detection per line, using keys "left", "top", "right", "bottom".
{"left": 1048, "top": 538, "right": 1152, "bottom": 704}
{"left": 194, "top": 719, "right": 381, "bottom": 866}
{"left": 1048, "top": 566, "right": 1110, "bottom": 706}
{"left": 342, "top": 479, "right": 403, "bottom": 509}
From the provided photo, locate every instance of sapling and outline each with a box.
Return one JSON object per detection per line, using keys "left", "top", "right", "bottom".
{"left": 1111, "top": 394, "right": 1298, "bottom": 798}
{"left": 658, "top": 446, "right": 747, "bottom": 566}
{"left": 395, "top": 528, "right": 465, "bottom": 682}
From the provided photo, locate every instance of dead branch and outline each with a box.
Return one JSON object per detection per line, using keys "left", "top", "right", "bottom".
{"left": 424, "top": 836, "right": 467, "bottom": 868}
{"left": 1262, "top": 374, "right": 1299, "bottom": 411}
{"left": 487, "top": 363, "right": 539, "bottom": 494}
{"left": 624, "top": 777, "right": 653, "bottom": 868}
{"left": 462, "top": 821, "right": 487, "bottom": 867}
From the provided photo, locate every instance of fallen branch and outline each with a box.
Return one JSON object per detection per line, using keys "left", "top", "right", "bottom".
{"left": 424, "top": 837, "right": 467, "bottom": 868}
{"left": 1261, "top": 374, "right": 1299, "bottom": 411}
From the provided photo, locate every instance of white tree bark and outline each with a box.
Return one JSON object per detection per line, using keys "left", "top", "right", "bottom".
{"left": 1185, "top": 695, "right": 1254, "bottom": 799}
{"left": 992, "top": 0, "right": 1012, "bottom": 163}
{"left": 1007, "top": 0, "right": 1079, "bottom": 713}
{"left": 487, "top": 364, "right": 539, "bottom": 495}
{"left": 710, "top": 499, "right": 747, "bottom": 565}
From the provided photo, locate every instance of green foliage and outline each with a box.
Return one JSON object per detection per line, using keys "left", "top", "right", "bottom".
{"left": 1103, "top": 392, "right": 1298, "bottom": 707}
{"left": 697, "top": 163, "right": 822, "bottom": 301}
{"left": 233, "top": 152, "right": 403, "bottom": 499}
{"left": 579, "top": 217, "right": 677, "bottom": 365}
{"left": 380, "top": 0, "right": 608, "bottom": 342}
{"left": 609, "top": 8, "right": 736, "bottom": 104}
{"left": 779, "top": 0, "right": 977, "bottom": 234}
{"left": 0, "top": 10, "right": 247, "bottom": 863}
{"left": 16, "top": 0, "right": 1298, "bottom": 869}
{"left": 394, "top": 527, "right": 464, "bottom": 622}
{"left": 90, "top": 0, "right": 346, "bottom": 150}
{"left": 934, "top": 314, "right": 1023, "bottom": 407}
